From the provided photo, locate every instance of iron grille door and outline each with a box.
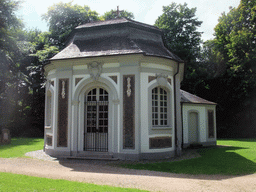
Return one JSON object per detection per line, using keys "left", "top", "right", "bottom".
{"left": 84, "top": 88, "right": 108, "bottom": 152}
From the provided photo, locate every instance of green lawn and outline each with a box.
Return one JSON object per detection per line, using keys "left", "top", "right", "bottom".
{"left": 0, "top": 137, "right": 44, "bottom": 158}
{"left": 121, "top": 139, "right": 256, "bottom": 175}
{"left": 1, "top": 138, "right": 256, "bottom": 176}
{"left": 0, "top": 172, "right": 147, "bottom": 192}
{"left": 0, "top": 138, "right": 147, "bottom": 191}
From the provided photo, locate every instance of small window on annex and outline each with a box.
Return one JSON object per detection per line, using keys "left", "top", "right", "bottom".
{"left": 152, "top": 87, "right": 169, "bottom": 127}
{"left": 208, "top": 110, "right": 215, "bottom": 138}
{"left": 46, "top": 91, "right": 52, "bottom": 127}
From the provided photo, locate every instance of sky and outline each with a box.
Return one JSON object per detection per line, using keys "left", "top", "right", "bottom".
{"left": 18, "top": 0, "right": 241, "bottom": 41}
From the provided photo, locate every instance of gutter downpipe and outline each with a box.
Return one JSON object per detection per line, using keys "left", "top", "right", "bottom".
{"left": 181, "top": 102, "right": 184, "bottom": 149}
{"left": 42, "top": 61, "right": 48, "bottom": 153}
{"left": 174, "top": 61, "right": 181, "bottom": 156}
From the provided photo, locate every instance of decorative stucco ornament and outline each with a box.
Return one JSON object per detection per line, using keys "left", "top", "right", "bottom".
{"left": 61, "top": 81, "right": 65, "bottom": 99}
{"left": 156, "top": 73, "right": 168, "bottom": 86}
{"left": 127, "top": 77, "right": 131, "bottom": 97}
{"left": 88, "top": 62, "right": 102, "bottom": 81}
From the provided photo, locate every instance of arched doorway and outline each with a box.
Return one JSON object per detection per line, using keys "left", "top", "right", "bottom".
{"left": 189, "top": 112, "right": 199, "bottom": 143}
{"left": 84, "top": 88, "right": 109, "bottom": 152}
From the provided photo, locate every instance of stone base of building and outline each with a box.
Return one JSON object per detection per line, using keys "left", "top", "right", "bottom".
{"left": 183, "top": 141, "right": 216, "bottom": 149}
{"left": 45, "top": 148, "right": 176, "bottom": 161}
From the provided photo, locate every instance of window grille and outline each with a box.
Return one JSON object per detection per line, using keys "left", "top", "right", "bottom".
{"left": 152, "top": 87, "right": 168, "bottom": 126}
{"left": 84, "top": 88, "right": 108, "bottom": 152}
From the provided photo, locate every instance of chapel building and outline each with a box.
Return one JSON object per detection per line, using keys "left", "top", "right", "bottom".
{"left": 44, "top": 18, "right": 216, "bottom": 160}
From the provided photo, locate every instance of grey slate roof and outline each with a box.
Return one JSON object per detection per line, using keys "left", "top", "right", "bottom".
{"left": 180, "top": 90, "right": 217, "bottom": 105}
{"left": 50, "top": 18, "right": 183, "bottom": 62}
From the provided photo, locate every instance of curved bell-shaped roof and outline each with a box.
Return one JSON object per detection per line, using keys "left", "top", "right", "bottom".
{"left": 50, "top": 18, "right": 183, "bottom": 62}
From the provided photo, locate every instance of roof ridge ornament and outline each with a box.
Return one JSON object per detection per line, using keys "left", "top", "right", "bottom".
{"left": 112, "top": 6, "right": 124, "bottom": 18}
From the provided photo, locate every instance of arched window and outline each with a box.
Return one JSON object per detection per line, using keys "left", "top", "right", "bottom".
{"left": 152, "top": 87, "right": 168, "bottom": 127}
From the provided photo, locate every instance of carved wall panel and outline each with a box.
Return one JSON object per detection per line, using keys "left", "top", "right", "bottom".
{"left": 57, "top": 78, "right": 69, "bottom": 147}
{"left": 149, "top": 137, "right": 172, "bottom": 149}
{"left": 123, "top": 75, "right": 135, "bottom": 149}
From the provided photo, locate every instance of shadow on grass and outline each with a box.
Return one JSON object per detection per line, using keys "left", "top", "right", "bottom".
{"left": 57, "top": 145, "right": 256, "bottom": 181}
{"left": 194, "top": 146, "right": 256, "bottom": 175}
{"left": 219, "top": 138, "right": 256, "bottom": 143}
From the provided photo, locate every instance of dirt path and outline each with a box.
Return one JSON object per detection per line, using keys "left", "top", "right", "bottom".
{"left": 0, "top": 157, "right": 255, "bottom": 192}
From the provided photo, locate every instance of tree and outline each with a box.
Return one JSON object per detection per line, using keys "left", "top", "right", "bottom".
{"left": 0, "top": 0, "right": 25, "bottom": 132}
{"left": 0, "top": 0, "right": 58, "bottom": 136}
{"left": 155, "top": 3, "right": 205, "bottom": 95}
{"left": 155, "top": 3, "right": 202, "bottom": 63}
{"left": 17, "top": 29, "right": 59, "bottom": 137}
{"left": 214, "top": 1, "right": 256, "bottom": 103}
{"left": 42, "top": 1, "right": 99, "bottom": 48}
{"left": 24, "top": 2, "right": 100, "bottom": 135}
{"left": 201, "top": 0, "right": 256, "bottom": 137}
{"left": 0, "top": 0, "right": 23, "bottom": 51}
{"left": 0, "top": 0, "right": 23, "bottom": 75}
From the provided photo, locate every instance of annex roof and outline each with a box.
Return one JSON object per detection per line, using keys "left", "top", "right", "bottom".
{"left": 180, "top": 90, "right": 217, "bottom": 105}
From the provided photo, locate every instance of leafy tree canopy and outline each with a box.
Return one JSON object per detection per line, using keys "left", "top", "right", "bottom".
{"left": 214, "top": 0, "right": 256, "bottom": 98}
{"left": 42, "top": 1, "right": 100, "bottom": 48}
{"left": 0, "top": 0, "right": 23, "bottom": 67}
{"left": 195, "top": 0, "right": 256, "bottom": 137}
{"left": 155, "top": 3, "right": 203, "bottom": 63}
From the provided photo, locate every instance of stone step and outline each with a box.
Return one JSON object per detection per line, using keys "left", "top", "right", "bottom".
{"left": 66, "top": 156, "right": 119, "bottom": 161}
{"left": 63, "top": 152, "right": 118, "bottom": 160}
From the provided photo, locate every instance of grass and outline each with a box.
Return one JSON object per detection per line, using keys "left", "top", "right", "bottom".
{"left": 0, "top": 137, "right": 44, "bottom": 158}
{"left": 0, "top": 172, "right": 148, "bottom": 192}
{"left": 1, "top": 138, "right": 256, "bottom": 175}
{"left": 121, "top": 139, "right": 256, "bottom": 175}
{"left": 0, "top": 138, "right": 147, "bottom": 191}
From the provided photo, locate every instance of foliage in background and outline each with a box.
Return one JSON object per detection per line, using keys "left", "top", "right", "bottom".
{"left": 155, "top": 3, "right": 202, "bottom": 63}
{"left": 0, "top": 0, "right": 28, "bottom": 135}
{"left": 42, "top": 1, "right": 100, "bottom": 49}
{"left": 0, "top": 0, "right": 57, "bottom": 136}
{"left": 199, "top": 0, "right": 256, "bottom": 137}
{"left": 1, "top": 0, "right": 256, "bottom": 138}
{"left": 155, "top": 1, "right": 256, "bottom": 137}
{"left": 155, "top": 3, "right": 206, "bottom": 95}
{"left": 0, "top": 0, "right": 136, "bottom": 137}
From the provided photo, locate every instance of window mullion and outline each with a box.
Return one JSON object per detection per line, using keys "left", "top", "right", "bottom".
{"left": 96, "top": 88, "right": 99, "bottom": 131}
{"left": 158, "top": 87, "right": 161, "bottom": 126}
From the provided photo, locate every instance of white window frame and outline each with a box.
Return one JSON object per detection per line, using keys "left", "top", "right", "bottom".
{"left": 150, "top": 86, "right": 171, "bottom": 129}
